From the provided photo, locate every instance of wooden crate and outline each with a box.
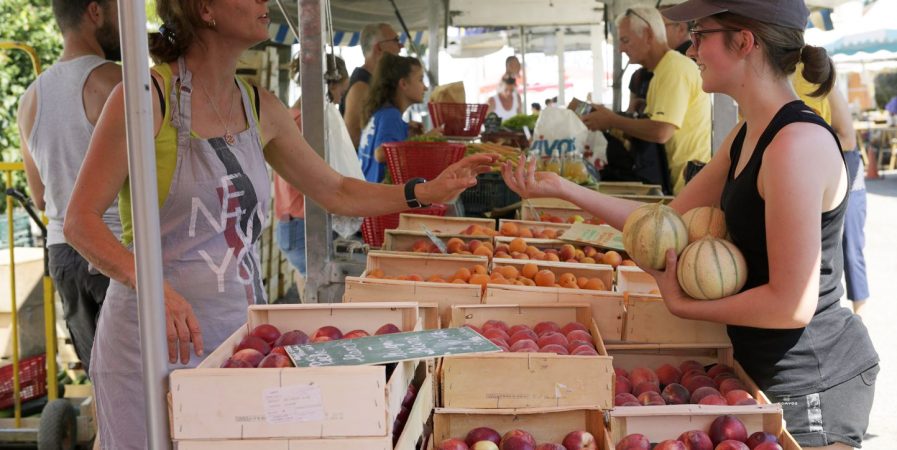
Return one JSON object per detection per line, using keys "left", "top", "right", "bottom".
{"left": 493, "top": 237, "right": 615, "bottom": 266}
{"left": 616, "top": 266, "right": 659, "bottom": 295}
{"left": 395, "top": 360, "right": 436, "bottom": 450}
{"left": 344, "top": 252, "right": 487, "bottom": 325}
{"left": 170, "top": 303, "right": 421, "bottom": 441}
{"left": 605, "top": 405, "right": 800, "bottom": 450}
{"left": 496, "top": 219, "right": 571, "bottom": 238}
{"left": 383, "top": 230, "right": 493, "bottom": 254}
{"left": 397, "top": 214, "right": 495, "bottom": 234}
{"left": 624, "top": 294, "right": 730, "bottom": 344}
{"left": 484, "top": 259, "right": 624, "bottom": 341}
{"left": 433, "top": 407, "right": 605, "bottom": 446}
{"left": 441, "top": 304, "right": 614, "bottom": 409}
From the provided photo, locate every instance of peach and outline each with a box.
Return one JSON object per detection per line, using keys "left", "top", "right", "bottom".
{"left": 534, "top": 321, "right": 561, "bottom": 336}
{"left": 231, "top": 348, "right": 265, "bottom": 367}
{"left": 500, "top": 222, "right": 519, "bottom": 237}
{"left": 679, "top": 360, "right": 706, "bottom": 374}
{"left": 571, "top": 346, "right": 599, "bottom": 356}
{"left": 707, "top": 364, "right": 734, "bottom": 379}
{"left": 375, "top": 323, "right": 401, "bottom": 335}
{"left": 510, "top": 329, "right": 539, "bottom": 345}
{"left": 566, "top": 340, "right": 593, "bottom": 352}
{"left": 602, "top": 250, "right": 623, "bottom": 267}
{"left": 655, "top": 363, "right": 682, "bottom": 387}
{"left": 274, "top": 330, "right": 309, "bottom": 347}
{"left": 534, "top": 444, "right": 565, "bottom": 450}
{"left": 536, "top": 332, "right": 568, "bottom": 348}
{"left": 502, "top": 429, "right": 536, "bottom": 448}
{"left": 565, "top": 330, "right": 592, "bottom": 344}
{"left": 545, "top": 253, "right": 560, "bottom": 262}
{"left": 541, "top": 229, "right": 558, "bottom": 239}
{"left": 258, "top": 353, "right": 293, "bottom": 368}
{"left": 637, "top": 391, "right": 666, "bottom": 406}
{"left": 681, "top": 369, "right": 709, "bottom": 386}
{"left": 236, "top": 335, "right": 271, "bottom": 355}
{"left": 677, "top": 430, "right": 713, "bottom": 450}
{"left": 495, "top": 251, "right": 511, "bottom": 259}
{"left": 684, "top": 375, "right": 717, "bottom": 394}
{"left": 539, "top": 344, "right": 569, "bottom": 355}
{"left": 724, "top": 389, "right": 754, "bottom": 405}
{"left": 250, "top": 324, "right": 281, "bottom": 344}
{"left": 615, "top": 367, "right": 630, "bottom": 378}
{"left": 615, "top": 434, "right": 650, "bottom": 450}
{"left": 311, "top": 326, "right": 343, "bottom": 342}
{"left": 584, "top": 278, "right": 606, "bottom": 290}
{"left": 629, "top": 367, "right": 659, "bottom": 387}
{"left": 483, "top": 328, "right": 511, "bottom": 342}
{"left": 735, "top": 398, "right": 758, "bottom": 405}
{"left": 510, "top": 339, "right": 539, "bottom": 353}
{"left": 698, "top": 394, "right": 727, "bottom": 406}
{"left": 714, "top": 441, "right": 749, "bottom": 450}
{"left": 220, "top": 357, "right": 253, "bottom": 368}
{"left": 510, "top": 252, "right": 530, "bottom": 260}
{"left": 745, "top": 433, "right": 779, "bottom": 449}
{"left": 558, "top": 244, "right": 576, "bottom": 261}
{"left": 343, "top": 329, "right": 370, "bottom": 339}
{"left": 437, "top": 438, "right": 469, "bottom": 450}
{"left": 661, "top": 383, "right": 691, "bottom": 405}
{"left": 633, "top": 381, "right": 661, "bottom": 396}
{"left": 509, "top": 324, "right": 533, "bottom": 335}
{"left": 562, "top": 430, "right": 597, "bottom": 450}
{"left": 753, "top": 444, "right": 784, "bottom": 450}
{"left": 718, "top": 378, "right": 748, "bottom": 395}
{"left": 654, "top": 441, "right": 687, "bottom": 450}
{"left": 270, "top": 346, "right": 288, "bottom": 356}
{"left": 615, "top": 392, "right": 639, "bottom": 406}
{"left": 691, "top": 386, "right": 723, "bottom": 404}
{"left": 615, "top": 375, "right": 633, "bottom": 395}
{"left": 709, "top": 415, "right": 748, "bottom": 445}
{"left": 713, "top": 372, "right": 740, "bottom": 385}
{"left": 465, "top": 427, "right": 502, "bottom": 447}
{"left": 468, "top": 239, "right": 484, "bottom": 252}
{"left": 482, "top": 320, "right": 510, "bottom": 333}
{"left": 561, "top": 322, "right": 589, "bottom": 334}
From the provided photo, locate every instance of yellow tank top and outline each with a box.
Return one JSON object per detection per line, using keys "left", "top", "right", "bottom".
{"left": 118, "top": 63, "right": 260, "bottom": 245}
{"left": 791, "top": 62, "right": 832, "bottom": 125}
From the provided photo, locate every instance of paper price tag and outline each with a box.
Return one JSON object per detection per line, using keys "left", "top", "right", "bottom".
{"left": 561, "top": 223, "right": 625, "bottom": 251}
{"left": 263, "top": 384, "right": 325, "bottom": 425}
{"left": 419, "top": 224, "right": 448, "bottom": 254}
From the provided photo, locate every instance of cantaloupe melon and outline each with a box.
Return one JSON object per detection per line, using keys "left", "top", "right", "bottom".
{"left": 622, "top": 203, "right": 689, "bottom": 270}
{"left": 682, "top": 206, "right": 728, "bottom": 243}
{"left": 676, "top": 237, "right": 748, "bottom": 300}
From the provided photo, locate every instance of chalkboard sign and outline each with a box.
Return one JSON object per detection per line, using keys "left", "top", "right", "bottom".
{"left": 284, "top": 327, "right": 501, "bottom": 368}
{"left": 561, "top": 223, "right": 625, "bottom": 252}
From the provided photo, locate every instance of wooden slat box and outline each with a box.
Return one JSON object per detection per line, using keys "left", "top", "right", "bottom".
{"left": 493, "top": 237, "right": 617, "bottom": 266}
{"left": 169, "top": 303, "right": 420, "bottom": 441}
{"left": 605, "top": 405, "right": 801, "bottom": 450}
{"left": 496, "top": 219, "right": 572, "bottom": 238}
{"left": 484, "top": 258, "right": 624, "bottom": 341}
{"left": 397, "top": 213, "right": 495, "bottom": 234}
{"left": 433, "top": 407, "right": 605, "bottom": 447}
{"left": 624, "top": 294, "right": 730, "bottom": 344}
{"left": 616, "top": 266, "right": 660, "bottom": 295}
{"left": 383, "top": 230, "right": 493, "bottom": 255}
{"left": 441, "top": 304, "right": 614, "bottom": 409}
{"left": 344, "top": 252, "right": 488, "bottom": 325}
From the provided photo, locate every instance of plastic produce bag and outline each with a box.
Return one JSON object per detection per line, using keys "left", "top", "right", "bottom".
{"left": 530, "top": 108, "right": 590, "bottom": 156}
{"left": 324, "top": 103, "right": 365, "bottom": 238}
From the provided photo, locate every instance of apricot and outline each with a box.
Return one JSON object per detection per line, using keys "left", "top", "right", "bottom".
{"left": 446, "top": 237, "right": 466, "bottom": 253}
{"left": 533, "top": 251, "right": 547, "bottom": 261}
{"left": 525, "top": 245, "right": 540, "bottom": 258}
{"left": 467, "top": 239, "right": 483, "bottom": 253}
{"left": 508, "top": 238, "right": 527, "bottom": 254}
{"left": 498, "top": 265, "right": 519, "bottom": 279}
{"left": 579, "top": 257, "right": 597, "bottom": 264}
{"left": 426, "top": 275, "right": 446, "bottom": 283}
{"left": 453, "top": 267, "right": 472, "bottom": 282}
{"left": 407, "top": 274, "right": 424, "bottom": 282}
{"left": 541, "top": 229, "right": 558, "bottom": 239}
{"left": 534, "top": 270, "right": 556, "bottom": 287}
{"left": 468, "top": 274, "right": 490, "bottom": 286}
{"left": 621, "top": 259, "right": 637, "bottom": 266}
{"left": 558, "top": 244, "right": 576, "bottom": 261}
{"left": 574, "top": 249, "right": 586, "bottom": 260}
{"left": 472, "top": 264, "right": 488, "bottom": 274}
{"left": 576, "top": 276, "right": 590, "bottom": 289}
{"left": 602, "top": 250, "right": 623, "bottom": 267}
{"left": 494, "top": 251, "right": 511, "bottom": 259}
{"left": 560, "top": 279, "right": 579, "bottom": 289}
{"left": 557, "top": 272, "right": 576, "bottom": 285}
{"left": 545, "top": 252, "right": 560, "bottom": 262}
{"left": 473, "top": 246, "right": 493, "bottom": 257}
{"left": 510, "top": 252, "right": 530, "bottom": 260}
{"left": 518, "top": 227, "right": 534, "bottom": 238}
{"left": 584, "top": 278, "right": 606, "bottom": 291}
{"left": 368, "top": 268, "right": 385, "bottom": 278}
{"left": 495, "top": 243, "right": 511, "bottom": 254}
{"left": 411, "top": 239, "right": 431, "bottom": 253}
{"left": 521, "top": 263, "right": 539, "bottom": 279}
{"left": 500, "top": 222, "right": 519, "bottom": 236}
{"left": 519, "top": 277, "right": 535, "bottom": 286}
{"left": 451, "top": 278, "right": 467, "bottom": 284}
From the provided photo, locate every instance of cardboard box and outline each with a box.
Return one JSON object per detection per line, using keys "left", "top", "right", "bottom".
{"left": 441, "top": 304, "right": 614, "bottom": 409}
{"left": 433, "top": 407, "right": 605, "bottom": 446}
{"left": 397, "top": 214, "right": 495, "bottom": 234}
{"left": 169, "top": 303, "right": 421, "bottom": 441}
{"left": 344, "top": 252, "right": 488, "bottom": 325}
{"left": 624, "top": 294, "right": 730, "bottom": 344}
{"left": 605, "top": 405, "right": 800, "bottom": 450}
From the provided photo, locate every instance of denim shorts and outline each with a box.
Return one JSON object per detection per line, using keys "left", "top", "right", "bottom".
{"left": 276, "top": 218, "right": 306, "bottom": 275}
{"left": 768, "top": 364, "right": 878, "bottom": 447}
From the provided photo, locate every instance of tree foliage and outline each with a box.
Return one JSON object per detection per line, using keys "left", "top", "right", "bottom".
{"left": 1, "top": 0, "right": 62, "bottom": 208}
{"left": 874, "top": 70, "right": 897, "bottom": 110}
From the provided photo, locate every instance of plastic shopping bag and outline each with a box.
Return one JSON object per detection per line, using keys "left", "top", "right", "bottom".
{"left": 530, "top": 108, "right": 590, "bottom": 157}
{"left": 325, "top": 103, "right": 365, "bottom": 237}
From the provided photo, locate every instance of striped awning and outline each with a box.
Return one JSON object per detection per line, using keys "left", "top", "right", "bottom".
{"left": 267, "top": 22, "right": 427, "bottom": 47}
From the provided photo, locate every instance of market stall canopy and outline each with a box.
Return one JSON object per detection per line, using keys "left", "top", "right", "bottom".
{"left": 825, "top": 29, "right": 897, "bottom": 57}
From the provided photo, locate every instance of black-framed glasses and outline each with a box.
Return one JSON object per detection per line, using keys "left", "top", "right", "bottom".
{"left": 688, "top": 28, "right": 741, "bottom": 49}
{"left": 378, "top": 36, "right": 402, "bottom": 46}
{"left": 625, "top": 8, "right": 651, "bottom": 27}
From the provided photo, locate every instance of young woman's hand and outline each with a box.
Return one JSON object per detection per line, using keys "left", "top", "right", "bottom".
{"left": 500, "top": 155, "right": 568, "bottom": 200}
{"left": 642, "top": 248, "right": 691, "bottom": 317}
{"left": 164, "top": 283, "right": 204, "bottom": 364}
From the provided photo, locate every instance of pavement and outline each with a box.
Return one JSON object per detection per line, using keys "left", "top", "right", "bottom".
{"left": 853, "top": 174, "right": 897, "bottom": 449}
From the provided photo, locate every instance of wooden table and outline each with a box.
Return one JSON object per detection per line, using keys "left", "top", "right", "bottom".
{"left": 854, "top": 122, "right": 897, "bottom": 172}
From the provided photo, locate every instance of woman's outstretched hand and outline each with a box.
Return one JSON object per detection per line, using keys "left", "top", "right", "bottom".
{"left": 500, "top": 155, "right": 567, "bottom": 200}
{"left": 418, "top": 153, "right": 498, "bottom": 204}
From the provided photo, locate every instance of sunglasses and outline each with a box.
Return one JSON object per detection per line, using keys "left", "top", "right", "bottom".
{"left": 625, "top": 8, "right": 651, "bottom": 27}
{"left": 378, "top": 36, "right": 402, "bottom": 46}
{"left": 688, "top": 27, "right": 741, "bottom": 50}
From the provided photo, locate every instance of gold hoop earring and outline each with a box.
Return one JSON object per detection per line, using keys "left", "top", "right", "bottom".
{"left": 207, "top": 18, "right": 216, "bottom": 28}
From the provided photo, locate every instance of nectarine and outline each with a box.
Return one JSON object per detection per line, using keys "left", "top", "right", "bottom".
{"left": 562, "top": 430, "right": 597, "bottom": 450}
{"left": 465, "top": 427, "right": 501, "bottom": 447}
{"left": 311, "top": 325, "right": 343, "bottom": 342}
{"left": 274, "top": 330, "right": 309, "bottom": 347}
{"left": 250, "top": 324, "right": 281, "bottom": 344}
{"left": 708, "top": 415, "right": 748, "bottom": 445}
{"left": 236, "top": 335, "right": 271, "bottom": 355}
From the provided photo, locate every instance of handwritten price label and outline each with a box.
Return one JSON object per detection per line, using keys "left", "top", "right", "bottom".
{"left": 561, "top": 223, "right": 625, "bottom": 251}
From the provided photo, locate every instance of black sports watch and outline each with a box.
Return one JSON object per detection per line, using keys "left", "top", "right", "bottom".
{"left": 404, "top": 177, "right": 430, "bottom": 208}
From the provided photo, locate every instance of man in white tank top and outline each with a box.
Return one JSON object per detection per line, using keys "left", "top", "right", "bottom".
{"left": 17, "top": 0, "right": 122, "bottom": 375}
{"left": 487, "top": 76, "right": 523, "bottom": 121}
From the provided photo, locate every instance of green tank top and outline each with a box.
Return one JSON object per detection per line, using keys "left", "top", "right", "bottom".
{"left": 118, "top": 63, "right": 260, "bottom": 245}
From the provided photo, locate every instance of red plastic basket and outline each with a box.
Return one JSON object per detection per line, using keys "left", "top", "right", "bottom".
{"left": 362, "top": 204, "right": 448, "bottom": 248}
{"left": 382, "top": 141, "right": 467, "bottom": 185}
{"left": 0, "top": 354, "right": 47, "bottom": 410}
{"left": 428, "top": 103, "right": 489, "bottom": 137}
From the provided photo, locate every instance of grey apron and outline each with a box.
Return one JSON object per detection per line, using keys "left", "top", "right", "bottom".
{"left": 91, "top": 58, "right": 270, "bottom": 449}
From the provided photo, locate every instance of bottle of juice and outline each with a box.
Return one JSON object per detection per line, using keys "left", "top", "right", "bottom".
{"left": 545, "top": 149, "right": 563, "bottom": 175}
{"left": 563, "top": 149, "right": 590, "bottom": 183}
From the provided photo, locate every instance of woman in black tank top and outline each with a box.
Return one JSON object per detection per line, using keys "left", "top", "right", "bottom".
{"left": 500, "top": 1, "right": 877, "bottom": 448}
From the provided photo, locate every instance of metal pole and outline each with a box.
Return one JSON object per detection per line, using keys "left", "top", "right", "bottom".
{"left": 299, "top": 0, "right": 331, "bottom": 303}
{"left": 117, "top": 1, "right": 171, "bottom": 448}
{"left": 556, "top": 29, "right": 566, "bottom": 106}
{"left": 590, "top": 24, "right": 605, "bottom": 105}
{"left": 428, "top": 0, "right": 441, "bottom": 86}
{"left": 520, "top": 26, "right": 528, "bottom": 112}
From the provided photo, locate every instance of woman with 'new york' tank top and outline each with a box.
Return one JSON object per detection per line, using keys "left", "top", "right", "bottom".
{"left": 498, "top": 1, "right": 877, "bottom": 448}
{"left": 61, "top": 1, "right": 497, "bottom": 447}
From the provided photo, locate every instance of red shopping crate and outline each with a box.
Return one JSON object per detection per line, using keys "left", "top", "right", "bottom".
{"left": 383, "top": 141, "right": 467, "bottom": 185}
{"left": 0, "top": 354, "right": 47, "bottom": 410}
{"left": 428, "top": 102, "right": 488, "bottom": 137}
{"left": 362, "top": 204, "right": 448, "bottom": 248}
